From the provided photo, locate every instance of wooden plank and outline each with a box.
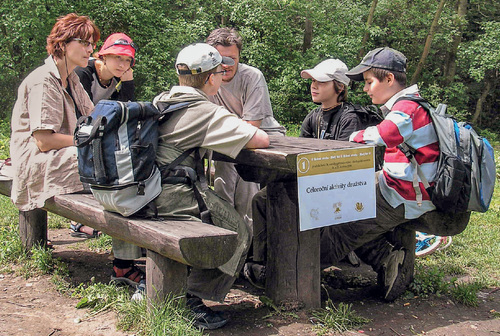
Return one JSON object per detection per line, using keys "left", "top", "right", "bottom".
{"left": 0, "top": 180, "right": 49, "bottom": 251}
{"left": 215, "top": 135, "right": 369, "bottom": 173}
{"left": 0, "top": 181, "right": 238, "bottom": 269}
{"left": 19, "top": 209, "right": 48, "bottom": 250}
{"left": 146, "top": 250, "right": 188, "bottom": 302}
{"left": 265, "top": 181, "right": 321, "bottom": 308}
{"left": 43, "top": 194, "right": 238, "bottom": 269}
{"left": 0, "top": 179, "right": 11, "bottom": 197}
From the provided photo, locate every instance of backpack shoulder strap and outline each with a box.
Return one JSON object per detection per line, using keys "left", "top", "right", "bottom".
{"left": 156, "top": 101, "right": 194, "bottom": 124}
{"left": 394, "top": 95, "right": 434, "bottom": 113}
{"left": 394, "top": 96, "right": 433, "bottom": 206}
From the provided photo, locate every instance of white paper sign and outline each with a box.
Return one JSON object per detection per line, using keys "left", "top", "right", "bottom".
{"left": 297, "top": 147, "right": 376, "bottom": 231}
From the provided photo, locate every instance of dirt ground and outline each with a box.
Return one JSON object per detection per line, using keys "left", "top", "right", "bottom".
{"left": 0, "top": 228, "right": 499, "bottom": 336}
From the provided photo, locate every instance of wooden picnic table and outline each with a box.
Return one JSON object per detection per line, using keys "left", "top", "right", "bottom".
{"left": 0, "top": 135, "right": 375, "bottom": 308}
{"left": 214, "top": 135, "right": 373, "bottom": 308}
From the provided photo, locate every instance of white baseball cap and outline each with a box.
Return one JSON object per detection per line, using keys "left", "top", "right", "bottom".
{"left": 175, "top": 43, "right": 234, "bottom": 75}
{"left": 300, "top": 59, "right": 350, "bottom": 85}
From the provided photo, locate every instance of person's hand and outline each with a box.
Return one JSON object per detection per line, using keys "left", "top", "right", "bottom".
{"left": 121, "top": 68, "right": 134, "bottom": 81}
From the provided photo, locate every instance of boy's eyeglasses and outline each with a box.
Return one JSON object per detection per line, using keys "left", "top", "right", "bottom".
{"left": 105, "top": 39, "right": 137, "bottom": 51}
{"left": 213, "top": 70, "right": 227, "bottom": 76}
{"left": 204, "top": 70, "right": 227, "bottom": 84}
{"left": 70, "top": 38, "right": 96, "bottom": 49}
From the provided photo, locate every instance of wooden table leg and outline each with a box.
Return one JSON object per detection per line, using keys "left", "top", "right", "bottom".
{"left": 266, "top": 181, "right": 321, "bottom": 308}
{"left": 19, "top": 209, "right": 48, "bottom": 250}
{"left": 146, "top": 250, "right": 187, "bottom": 302}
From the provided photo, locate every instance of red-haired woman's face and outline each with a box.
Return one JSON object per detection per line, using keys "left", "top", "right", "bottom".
{"left": 46, "top": 13, "right": 100, "bottom": 59}
{"left": 64, "top": 38, "right": 95, "bottom": 68}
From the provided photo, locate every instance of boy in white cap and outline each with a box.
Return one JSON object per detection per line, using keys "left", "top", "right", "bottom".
{"left": 246, "top": 59, "right": 382, "bottom": 288}
{"left": 152, "top": 43, "right": 269, "bottom": 330}
{"left": 300, "top": 58, "right": 380, "bottom": 141}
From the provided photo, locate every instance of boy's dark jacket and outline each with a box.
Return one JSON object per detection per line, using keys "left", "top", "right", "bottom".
{"left": 300, "top": 102, "right": 382, "bottom": 141}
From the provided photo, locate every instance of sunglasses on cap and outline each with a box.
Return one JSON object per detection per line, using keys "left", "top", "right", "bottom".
{"left": 104, "top": 38, "right": 137, "bottom": 51}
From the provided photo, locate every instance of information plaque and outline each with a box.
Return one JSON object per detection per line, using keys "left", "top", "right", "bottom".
{"left": 297, "top": 146, "right": 376, "bottom": 231}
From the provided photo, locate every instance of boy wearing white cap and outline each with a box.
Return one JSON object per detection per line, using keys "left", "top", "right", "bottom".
{"left": 152, "top": 43, "right": 269, "bottom": 330}
{"left": 300, "top": 58, "right": 379, "bottom": 141}
{"left": 246, "top": 59, "right": 382, "bottom": 288}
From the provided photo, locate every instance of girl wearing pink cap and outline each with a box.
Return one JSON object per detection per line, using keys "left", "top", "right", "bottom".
{"left": 76, "top": 32, "right": 136, "bottom": 104}
{"left": 74, "top": 33, "right": 144, "bottom": 289}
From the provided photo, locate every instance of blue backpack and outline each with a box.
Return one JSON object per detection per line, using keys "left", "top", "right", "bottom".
{"left": 75, "top": 100, "right": 161, "bottom": 216}
{"left": 74, "top": 100, "right": 191, "bottom": 217}
{"left": 397, "top": 96, "right": 496, "bottom": 214}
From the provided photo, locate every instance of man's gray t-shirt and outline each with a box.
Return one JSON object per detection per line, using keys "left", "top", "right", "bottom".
{"left": 209, "top": 63, "right": 285, "bottom": 135}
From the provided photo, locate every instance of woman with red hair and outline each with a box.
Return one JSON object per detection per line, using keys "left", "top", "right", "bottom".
{"left": 10, "top": 13, "right": 99, "bottom": 228}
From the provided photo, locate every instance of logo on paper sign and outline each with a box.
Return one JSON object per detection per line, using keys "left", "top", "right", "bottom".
{"left": 297, "top": 157, "right": 311, "bottom": 174}
{"left": 310, "top": 208, "right": 319, "bottom": 220}
{"left": 355, "top": 202, "right": 364, "bottom": 212}
{"left": 333, "top": 202, "right": 342, "bottom": 214}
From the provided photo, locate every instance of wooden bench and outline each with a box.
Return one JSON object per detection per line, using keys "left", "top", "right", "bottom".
{"left": 0, "top": 177, "right": 238, "bottom": 302}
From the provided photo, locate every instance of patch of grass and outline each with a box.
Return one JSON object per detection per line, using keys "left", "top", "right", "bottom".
{"left": 0, "top": 196, "right": 26, "bottom": 269}
{"left": 86, "top": 233, "right": 112, "bottom": 252}
{"left": 73, "top": 281, "right": 131, "bottom": 313}
{"left": 412, "top": 143, "right": 500, "bottom": 303}
{"left": 47, "top": 213, "right": 71, "bottom": 229}
{"left": 311, "top": 300, "right": 370, "bottom": 335}
{"left": 118, "top": 295, "right": 203, "bottom": 336}
{"left": 73, "top": 282, "right": 202, "bottom": 335}
{"left": 410, "top": 264, "right": 452, "bottom": 297}
{"left": 18, "top": 243, "right": 69, "bottom": 279}
{"left": 259, "top": 295, "right": 300, "bottom": 319}
{"left": 450, "top": 280, "right": 483, "bottom": 307}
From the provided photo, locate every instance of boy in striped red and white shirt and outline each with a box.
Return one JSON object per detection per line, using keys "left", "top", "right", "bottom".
{"left": 323, "top": 47, "right": 439, "bottom": 301}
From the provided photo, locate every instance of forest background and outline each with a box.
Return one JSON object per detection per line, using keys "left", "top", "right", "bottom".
{"left": 0, "top": 0, "right": 498, "bottom": 136}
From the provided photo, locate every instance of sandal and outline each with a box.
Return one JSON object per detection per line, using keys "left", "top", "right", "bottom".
{"left": 70, "top": 222, "right": 100, "bottom": 239}
{"left": 110, "top": 265, "right": 145, "bottom": 287}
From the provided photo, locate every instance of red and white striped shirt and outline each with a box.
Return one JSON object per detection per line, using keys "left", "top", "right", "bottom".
{"left": 349, "top": 85, "right": 439, "bottom": 219}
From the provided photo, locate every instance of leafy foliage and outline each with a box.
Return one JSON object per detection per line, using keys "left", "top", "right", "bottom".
{"left": 0, "top": 0, "right": 498, "bottom": 134}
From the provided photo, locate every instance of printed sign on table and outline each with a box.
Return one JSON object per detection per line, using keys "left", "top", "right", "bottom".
{"left": 297, "top": 146, "right": 376, "bottom": 231}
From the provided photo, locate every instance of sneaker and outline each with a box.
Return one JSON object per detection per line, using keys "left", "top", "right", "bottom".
{"left": 378, "top": 248, "right": 411, "bottom": 301}
{"left": 131, "top": 279, "right": 146, "bottom": 302}
{"left": 243, "top": 262, "right": 266, "bottom": 289}
{"left": 187, "top": 297, "right": 228, "bottom": 330}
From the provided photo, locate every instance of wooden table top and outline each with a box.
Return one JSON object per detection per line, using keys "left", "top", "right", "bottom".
{"left": 219, "top": 135, "right": 368, "bottom": 173}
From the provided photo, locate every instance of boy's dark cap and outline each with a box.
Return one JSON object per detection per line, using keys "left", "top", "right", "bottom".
{"left": 346, "top": 47, "right": 407, "bottom": 81}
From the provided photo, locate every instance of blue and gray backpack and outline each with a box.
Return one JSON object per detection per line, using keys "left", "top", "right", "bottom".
{"left": 398, "top": 96, "right": 495, "bottom": 214}
{"left": 74, "top": 100, "right": 191, "bottom": 217}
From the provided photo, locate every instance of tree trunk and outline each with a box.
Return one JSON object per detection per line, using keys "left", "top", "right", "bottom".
{"left": 302, "top": 18, "right": 313, "bottom": 53}
{"left": 443, "top": 0, "right": 468, "bottom": 85}
{"left": 410, "top": 0, "right": 446, "bottom": 85}
{"left": 472, "top": 79, "right": 492, "bottom": 125}
{"left": 359, "top": 0, "right": 379, "bottom": 59}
